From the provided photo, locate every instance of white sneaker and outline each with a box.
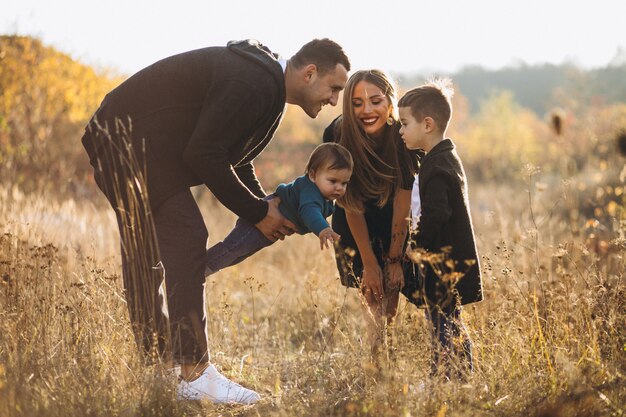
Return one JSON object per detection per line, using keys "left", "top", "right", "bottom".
{"left": 176, "top": 364, "right": 260, "bottom": 404}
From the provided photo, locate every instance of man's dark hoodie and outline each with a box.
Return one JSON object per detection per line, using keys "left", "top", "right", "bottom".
{"left": 82, "top": 40, "right": 286, "bottom": 224}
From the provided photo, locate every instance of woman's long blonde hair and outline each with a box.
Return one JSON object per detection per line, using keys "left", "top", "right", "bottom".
{"left": 335, "top": 69, "right": 403, "bottom": 213}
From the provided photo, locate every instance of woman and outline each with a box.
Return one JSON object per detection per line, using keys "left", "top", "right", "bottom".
{"left": 323, "top": 70, "right": 417, "bottom": 356}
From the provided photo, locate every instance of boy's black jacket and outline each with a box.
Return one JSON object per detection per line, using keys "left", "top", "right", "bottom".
{"left": 402, "top": 139, "right": 483, "bottom": 307}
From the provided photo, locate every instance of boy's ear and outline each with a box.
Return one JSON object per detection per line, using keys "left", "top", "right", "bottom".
{"left": 424, "top": 116, "right": 435, "bottom": 133}
{"left": 308, "top": 170, "right": 316, "bottom": 181}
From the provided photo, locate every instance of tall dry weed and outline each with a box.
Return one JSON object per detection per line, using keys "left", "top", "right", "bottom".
{"left": 1, "top": 164, "right": 623, "bottom": 416}
{"left": 1, "top": 60, "right": 624, "bottom": 414}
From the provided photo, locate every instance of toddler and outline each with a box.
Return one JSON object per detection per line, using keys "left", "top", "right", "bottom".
{"left": 205, "top": 143, "right": 353, "bottom": 275}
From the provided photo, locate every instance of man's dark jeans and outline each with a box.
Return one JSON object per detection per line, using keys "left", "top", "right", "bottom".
{"left": 97, "top": 167, "right": 209, "bottom": 364}
{"left": 152, "top": 189, "right": 209, "bottom": 364}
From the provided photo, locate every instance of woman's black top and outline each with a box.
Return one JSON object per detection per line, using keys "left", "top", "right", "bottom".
{"left": 323, "top": 118, "right": 417, "bottom": 287}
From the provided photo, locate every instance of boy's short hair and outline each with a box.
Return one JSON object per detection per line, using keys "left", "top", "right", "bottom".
{"left": 305, "top": 143, "right": 353, "bottom": 175}
{"left": 290, "top": 39, "right": 351, "bottom": 74}
{"left": 398, "top": 77, "right": 454, "bottom": 133}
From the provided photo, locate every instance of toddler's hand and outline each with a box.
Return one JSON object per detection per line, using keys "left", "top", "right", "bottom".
{"left": 318, "top": 227, "right": 340, "bottom": 250}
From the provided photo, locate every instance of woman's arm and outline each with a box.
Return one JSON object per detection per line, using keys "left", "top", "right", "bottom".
{"left": 386, "top": 189, "right": 412, "bottom": 289}
{"left": 345, "top": 210, "right": 384, "bottom": 299}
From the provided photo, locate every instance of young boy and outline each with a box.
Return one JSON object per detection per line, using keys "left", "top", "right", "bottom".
{"left": 398, "top": 78, "right": 483, "bottom": 378}
{"left": 205, "top": 143, "right": 353, "bottom": 276}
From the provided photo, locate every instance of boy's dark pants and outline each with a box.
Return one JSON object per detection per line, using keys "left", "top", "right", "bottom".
{"left": 427, "top": 302, "right": 473, "bottom": 378}
{"left": 403, "top": 262, "right": 474, "bottom": 378}
{"left": 96, "top": 168, "right": 209, "bottom": 365}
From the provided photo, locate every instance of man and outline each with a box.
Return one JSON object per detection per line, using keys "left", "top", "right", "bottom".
{"left": 82, "top": 39, "right": 350, "bottom": 404}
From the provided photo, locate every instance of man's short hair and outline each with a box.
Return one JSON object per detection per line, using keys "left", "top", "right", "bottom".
{"left": 290, "top": 39, "right": 351, "bottom": 74}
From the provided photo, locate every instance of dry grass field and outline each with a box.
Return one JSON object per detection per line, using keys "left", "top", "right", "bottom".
{"left": 0, "top": 164, "right": 624, "bottom": 416}
{"left": 0, "top": 34, "right": 624, "bottom": 416}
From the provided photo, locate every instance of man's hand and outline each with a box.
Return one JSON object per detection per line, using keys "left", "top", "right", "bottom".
{"left": 255, "top": 197, "right": 297, "bottom": 242}
{"left": 318, "top": 227, "right": 340, "bottom": 250}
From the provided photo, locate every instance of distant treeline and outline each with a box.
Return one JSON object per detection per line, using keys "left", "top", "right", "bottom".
{"left": 398, "top": 61, "right": 626, "bottom": 115}
{"left": 2, "top": 34, "right": 625, "bottom": 201}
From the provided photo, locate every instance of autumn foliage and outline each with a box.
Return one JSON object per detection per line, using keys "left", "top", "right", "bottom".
{"left": 0, "top": 35, "right": 625, "bottom": 417}
{"left": 0, "top": 35, "right": 121, "bottom": 193}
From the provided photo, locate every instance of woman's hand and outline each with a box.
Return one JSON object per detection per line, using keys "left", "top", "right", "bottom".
{"left": 362, "top": 260, "right": 384, "bottom": 301}
{"left": 384, "top": 261, "right": 404, "bottom": 291}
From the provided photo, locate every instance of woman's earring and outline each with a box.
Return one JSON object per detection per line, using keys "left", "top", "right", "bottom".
{"left": 386, "top": 117, "right": 393, "bottom": 126}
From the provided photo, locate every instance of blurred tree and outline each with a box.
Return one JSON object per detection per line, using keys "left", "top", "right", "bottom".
{"left": 2, "top": 34, "right": 624, "bottom": 207}
{"left": 273, "top": 100, "right": 342, "bottom": 145}
{"left": 0, "top": 35, "right": 120, "bottom": 193}
{"left": 399, "top": 63, "right": 626, "bottom": 117}
{"left": 455, "top": 90, "right": 548, "bottom": 181}
{"left": 255, "top": 95, "right": 342, "bottom": 188}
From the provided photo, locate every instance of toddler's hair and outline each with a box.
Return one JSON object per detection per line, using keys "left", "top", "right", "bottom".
{"left": 399, "top": 77, "right": 454, "bottom": 133}
{"left": 305, "top": 143, "right": 353, "bottom": 175}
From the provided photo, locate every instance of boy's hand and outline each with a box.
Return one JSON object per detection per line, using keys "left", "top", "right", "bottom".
{"left": 318, "top": 227, "right": 340, "bottom": 250}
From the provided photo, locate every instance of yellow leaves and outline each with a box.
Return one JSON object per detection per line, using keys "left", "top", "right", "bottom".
{"left": 0, "top": 363, "right": 5, "bottom": 391}
{"left": 454, "top": 90, "right": 550, "bottom": 179}
{"left": 0, "top": 35, "right": 123, "bottom": 189}
{"left": 345, "top": 401, "right": 359, "bottom": 413}
{"left": 274, "top": 372, "right": 282, "bottom": 396}
{"left": 0, "top": 34, "right": 120, "bottom": 133}
{"left": 606, "top": 200, "right": 619, "bottom": 217}
{"left": 435, "top": 403, "right": 449, "bottom": 417}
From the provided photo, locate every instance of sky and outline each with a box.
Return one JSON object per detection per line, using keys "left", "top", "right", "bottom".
{"left": 2, "top": 0, "right": 625, "bottom": 77}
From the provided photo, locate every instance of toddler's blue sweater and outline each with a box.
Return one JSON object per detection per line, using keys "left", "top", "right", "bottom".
{"left": 275, "top": 175, "right": 334, "bottom": 236}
